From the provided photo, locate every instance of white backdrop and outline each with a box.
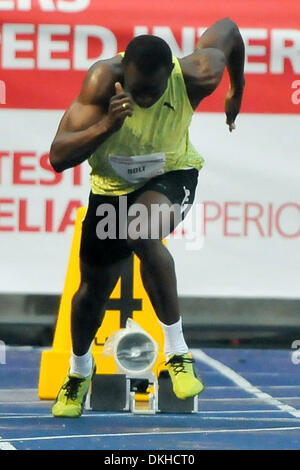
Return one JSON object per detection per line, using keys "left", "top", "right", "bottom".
{"left": 1, "top": 110, "right": 299, "bottom": 297}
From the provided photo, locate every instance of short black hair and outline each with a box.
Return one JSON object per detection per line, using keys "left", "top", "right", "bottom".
{"left": 123, "top": 35, "right": 173, "bottom": 75}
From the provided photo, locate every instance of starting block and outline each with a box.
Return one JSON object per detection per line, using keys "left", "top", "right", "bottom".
{"left": 87, "top": 371, "right": 198, "bottom": 414}
{"left": 87, "top": 318, "right": 198, "bottom": 414}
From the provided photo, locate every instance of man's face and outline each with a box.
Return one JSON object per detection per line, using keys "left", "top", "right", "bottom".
{"left": 123, "top": 62, "right": 173, "bottom": 108}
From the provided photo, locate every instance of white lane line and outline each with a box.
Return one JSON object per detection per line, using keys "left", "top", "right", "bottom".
{"left": 204, "top": 386, "right": 300, "bottom": 390}
{"left": 197, "top": 410, "right": 298, "bottom": 414}
{"left": 0, "top": 427, "right": 300, "bottom": 444}
{"left": 198, "top": 397, "right": 300, "bottom": 402}
{"left": 1, "top": 385, "right": 300, "bottom": 393}
{"left": 0, "top": 410, "right": 286, "bottom": 417}
{"left": 3, "top": 398, "right": 299, "bottom": 405}
{"left": 0, "top": 401, "right": 42, "bottom": 405}
{"left": 0, "top": 441, "right": 17, "bottom": 450}
{"left": 192, "top": 349, "right": 300, "bottom": 418}
{"left": 0, "top": 413, "right": 128, "bottom": 419}
{"left": 0, "top": 411, "right": 290, "bottom": 419}
{"left": 0, "top": 415, "right": 298, "bottom": 423}
{"left": 0, "top": 388, "right": 37, "bottom": 392}
{"left": 0, "top": 408, "right": 298, "bottom": 419}
{"left": 0, "top": 432, "right": 16, "bottom": 450}
{"left": 204, "top": 417, "right": 300, "bottom": 422}
{"left": 0, "top": 412, "right": 298, "bottom": 422}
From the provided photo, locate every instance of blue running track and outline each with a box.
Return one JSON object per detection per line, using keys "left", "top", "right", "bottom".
{"left": 0, "top": 346, "right": 299, "bottom": 450}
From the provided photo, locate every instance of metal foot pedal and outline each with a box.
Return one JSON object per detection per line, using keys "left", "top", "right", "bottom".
{"left": 87, "top": 374, "right": 159, "bottom": 414}
{"left": 89, "top": 374, "right": 127, "bottom": 411}
{"left": 157, "top": 370, "right": 198, "bottom": 413}
{"left": 128, "top": 378, "right": 158, "bottom": 414}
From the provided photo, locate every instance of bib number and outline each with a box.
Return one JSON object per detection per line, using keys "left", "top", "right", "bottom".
{"left": 109, "top": 152, "right": 166, "bottom": 184}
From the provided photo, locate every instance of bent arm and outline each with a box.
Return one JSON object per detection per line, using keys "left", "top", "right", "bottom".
{"left": 49, "top": 67, "right": 113, "bottom": 173}
{"left": 50, "top": 103, "right": 112, "bottom": 173}
{"left": 196, "top": 18, "right": 245, "bottom": 93}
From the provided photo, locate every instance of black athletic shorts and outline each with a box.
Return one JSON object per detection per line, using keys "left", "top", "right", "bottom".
{"left": 80, "top": 168, "right": 199, "bottom": 266}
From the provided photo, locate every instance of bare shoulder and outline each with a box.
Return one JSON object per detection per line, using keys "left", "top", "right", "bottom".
{"left": 179, "top": 48, "right": 225, "bottom": 81}
{"left": 78, "top": 55, "right": 123, "bottom": 106}
{"left": 179, "top": 48, "right": 226, "bottom": 108}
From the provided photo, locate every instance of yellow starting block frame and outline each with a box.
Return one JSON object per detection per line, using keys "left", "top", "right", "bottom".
{"left": 38, "top": 207, "right": 167, "bottom": 400}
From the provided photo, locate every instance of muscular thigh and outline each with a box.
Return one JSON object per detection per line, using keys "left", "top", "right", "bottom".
{"left": 80, "top": 169, "right": 199, "bottom": 258}
{"left": 80, "top": 192, "right": 133, "bottom": 266}
{"left": 126, "top": 168, "right": 199, "bottom": 241}
{"left": 127, "top": 190, "right": 181, "bottom": 241}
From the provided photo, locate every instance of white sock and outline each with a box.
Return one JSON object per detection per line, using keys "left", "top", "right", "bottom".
{"left": 159, "top": 317, "right": 189, "bottom": 360}
{"left": 70, "top": 344, "right": 93, "bottom": 378}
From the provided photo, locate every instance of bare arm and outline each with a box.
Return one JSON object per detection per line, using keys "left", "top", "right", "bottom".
{"left": 196, "top": 18, "right": 245, "bottom": 94}
{"left": 49, "top": 63, "right": 133, "bottom": 172}
{"left": 196, "top": 18, "right": 245, "bottom": 131}
{"left": 182, "top": 18, "right": 245, "bottom": 130}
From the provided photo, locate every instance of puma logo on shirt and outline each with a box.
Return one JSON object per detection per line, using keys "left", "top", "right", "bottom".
{"left": 163, "top": 102, "right": 175, "bottom": 111}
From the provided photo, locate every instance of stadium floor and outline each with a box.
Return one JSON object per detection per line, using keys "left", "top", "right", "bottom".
{"left": 0, "top": 346, "right": 299, "bottom": 451}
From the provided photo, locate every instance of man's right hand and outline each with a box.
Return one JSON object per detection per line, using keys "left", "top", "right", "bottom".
{"left": 105, "top": 82, "right": 134, "bottom": 132}
{"left": 50, "top": 66, "right": 134, "bottom": 173}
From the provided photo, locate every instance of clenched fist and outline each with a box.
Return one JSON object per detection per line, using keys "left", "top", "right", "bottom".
{"left": 105, "top": 82, "right": 134, "bottom": 132}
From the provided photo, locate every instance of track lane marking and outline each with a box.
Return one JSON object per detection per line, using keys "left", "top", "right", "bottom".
{"left": 1, "top": 426, "right": 300, "bottom": 444}
{"left": 192, "top": 349, "right": 300, "bottom": 418}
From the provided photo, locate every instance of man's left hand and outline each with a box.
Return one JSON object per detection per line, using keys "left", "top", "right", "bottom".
{"left": 224, "top": 86, "right": 244, "bottom": 132}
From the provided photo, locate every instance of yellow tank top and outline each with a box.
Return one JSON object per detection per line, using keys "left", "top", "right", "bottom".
{"left": 88, "top": 55, "right": 204, "bottom": 196}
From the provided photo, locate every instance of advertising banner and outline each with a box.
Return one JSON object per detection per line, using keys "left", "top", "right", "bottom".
{"left": 0, "top": 0, "right": 299, "bottom": 296}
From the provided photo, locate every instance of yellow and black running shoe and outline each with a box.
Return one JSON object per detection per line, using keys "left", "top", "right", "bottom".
{"left": 166, "top": 353, "right": 204, "bottom": 400}
{"left": 52, "top": 359, "right": 96, "bottom": 418}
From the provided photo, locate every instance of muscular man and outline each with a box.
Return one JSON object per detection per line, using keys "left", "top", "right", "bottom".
{"left": 50, "top": 18, "right": 245, "bottom": 417}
